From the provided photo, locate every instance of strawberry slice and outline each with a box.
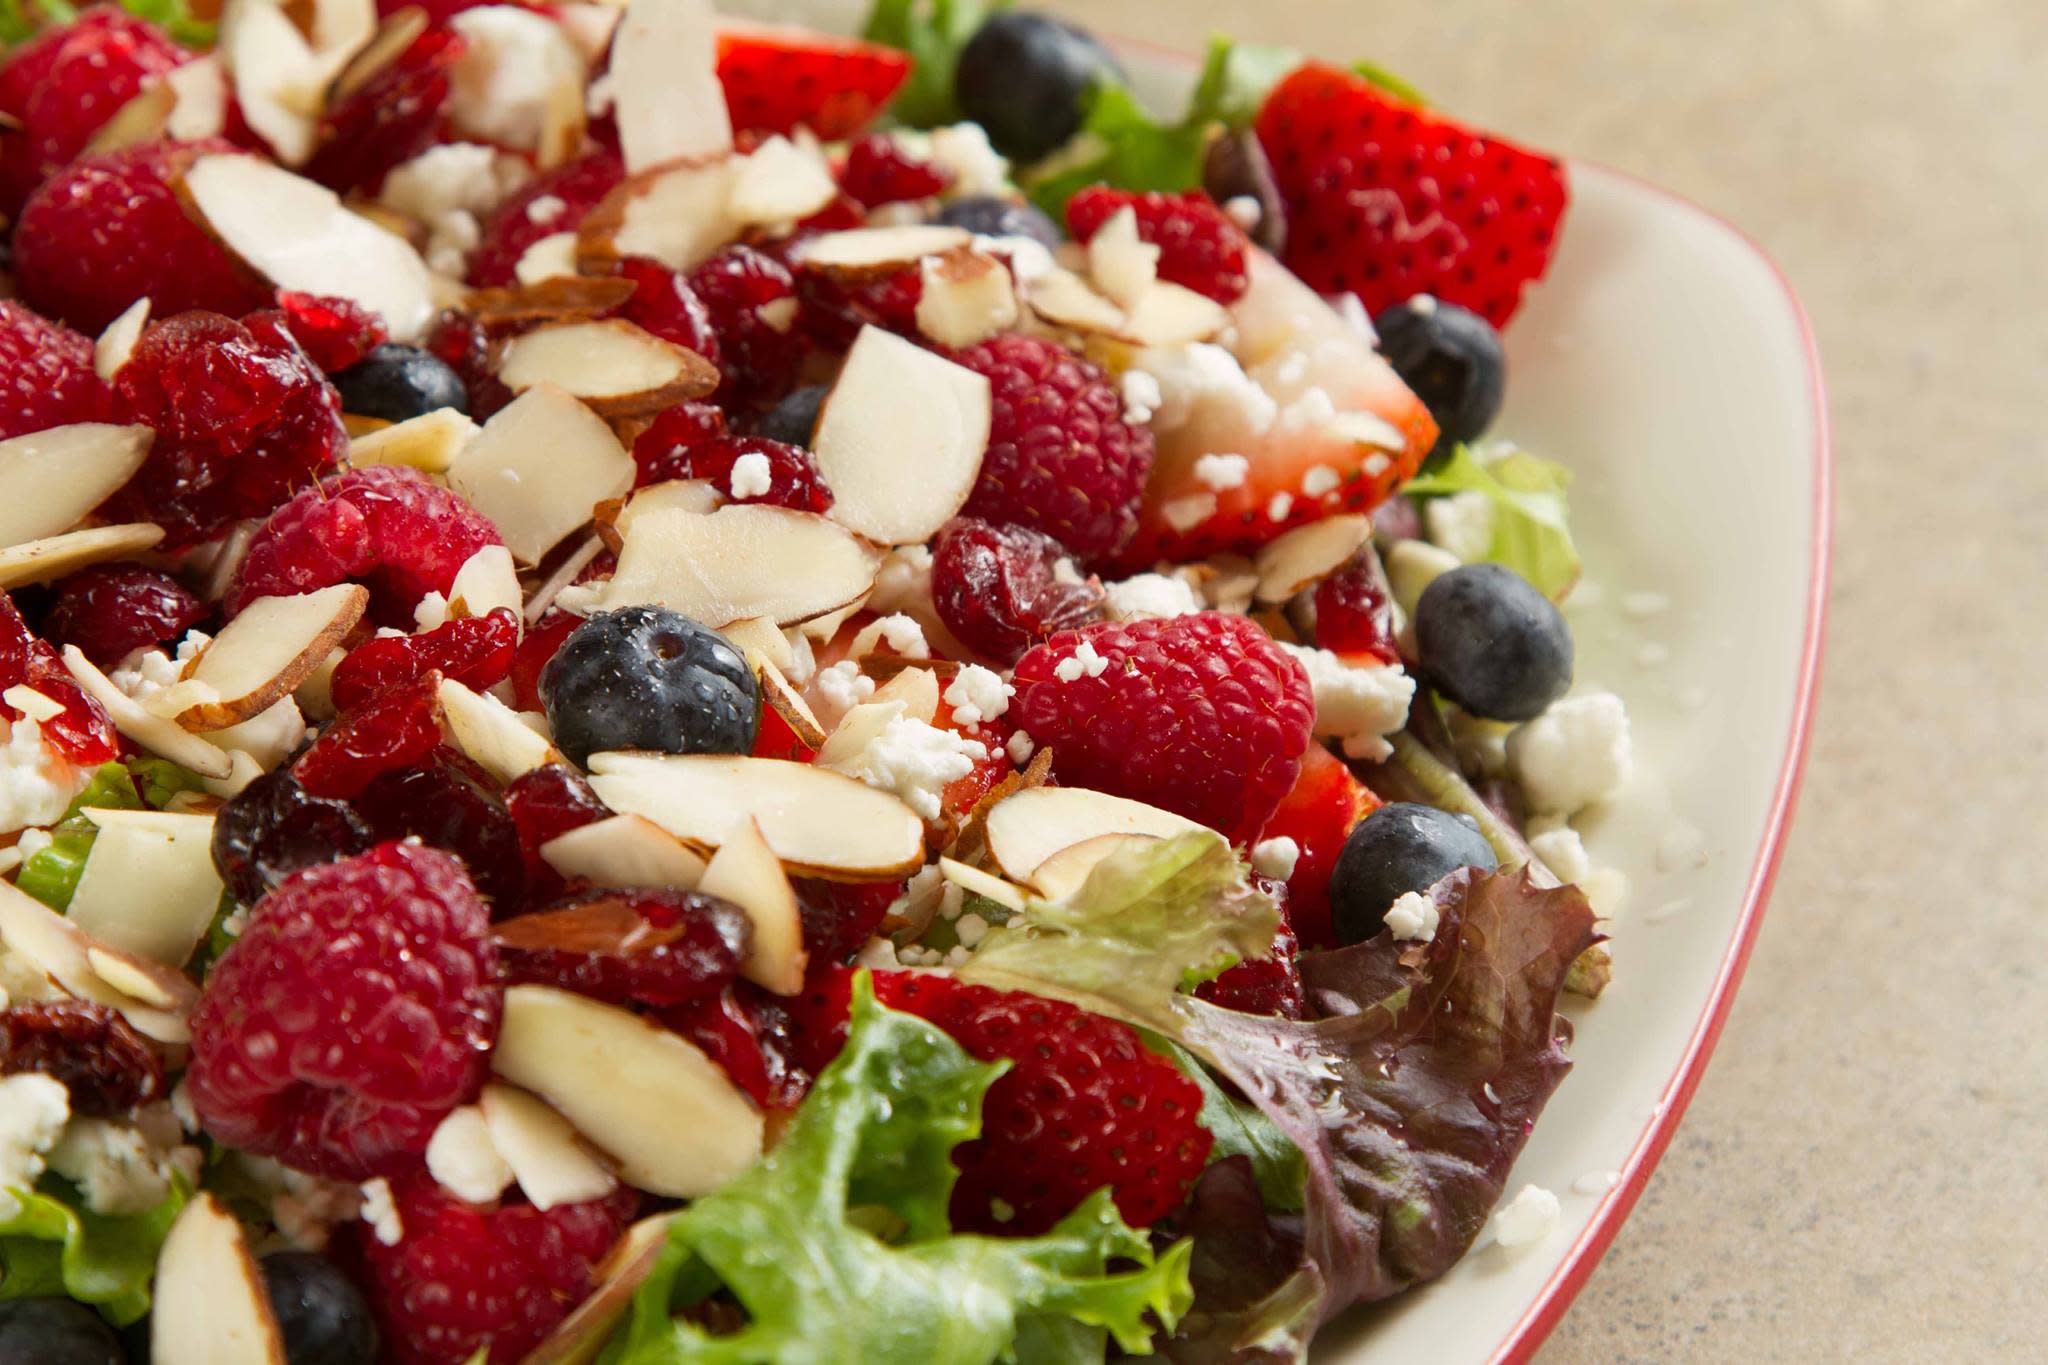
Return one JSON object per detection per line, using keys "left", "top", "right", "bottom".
{"left": 716, "top": 22, "right": 911, "bottom": 140}
{"left": 1255, "top": 63, "right": 1568, "bottom": 327}
{"left": 1117, "top": 249, "right": 1437, "bottom": 568}
{"left": 1257, "top": 744, "right": 1379, "bottom": 950}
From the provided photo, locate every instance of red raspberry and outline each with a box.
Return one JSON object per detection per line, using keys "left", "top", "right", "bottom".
{"left": 503, "top": 763, "right": 608, "bottom": 897}
{"left": 13, "top": 139, "right": 272, "bottom": 332}
{"left": 931, "top": 517, "right": 1104, "bottom": 666}
{"left": 0, "top": 23, "right": 66, "bottom": 215}
{"left": 633, "top": 433, "right": 832, "bottom": 513}
{"left": 800, "top": 970, "right": 1211, "bottom": 1234}
{"left": 270, "top": 291, "right": 390, "bottom": 373}
{"left": 1011, "top": 613, "right": 1315, "bottom": 843}
{"left": 796, "top": 265, "right": 921, "bottom": 352}
{"left": 106, "top": 309, "right": 348, "bottom": 548}
{"left": 5, "top": 8, "right": 191, "bottom": 214}
{"left": 661, "top": 983, "right": 808, "bottom": 1112}
{"left": 303, "top": 25, "right": 464, "bottom": 195}
{"left": 1193, "top": 902, "right": 1305, "bottom": 1018}
{"left": 355, "top": 1172, "right": 636, "bottom": 1365}
{"left": 466, "top": 151, "right": 623, "bottom": 287}
{"left": 1067, "top": 187, "right": 1251, "bottom": 305}
{"left": 40, "top": 563, "right": 207, "bottom": 668}
{"left": 0, "top": 591, "right": 119, "bottom": 766}
{"left": 294, "top": 674, "right": 446, "bottom": 800}
{"left": 186, "top": 842, "right": 501, "bottom": 1179}
{"left": 0, "top": 300, "right": 114, "bottom": 440}
{"left": 507, "top": 610, "right": 578, "bottom": 712}
{"left": 949, "top": 335, "right": 1154, "bottom": 562}
{"left": 628, "top": 400, "right": 726, "bottom": 487}
{"left": 228, "top": 465, "right": 503, "bottom": 628}
{"left": 837, "top": 134, "right": 950, "bottom": 207}
{"left": 0, "top": 999, "right": 166, "bottom": 1119}
{"left": 608, "top": 256, "right": 720, "bottom": 363}
{"left": 494, "top": 887, "right": 749, "bottom": 1008}
{"left": 330, "top": 609, "right": 520, "bottom": 713}
{"left": 687, "top": 246, "right": 806, "bottom": 410}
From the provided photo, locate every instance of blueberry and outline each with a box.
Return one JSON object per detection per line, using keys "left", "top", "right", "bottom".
{"left": 540, "top": 607, "right": 759, "bottom": 766}
{"left": 753, "top": 384, "right": 829, "bottom": 447}
{"left": 260, "top": 1251, "right": 378, "bottom": 1365}
{"left": 1372, "top": 298, "right": 1506, "bottom": 451}
{"left": 933, "top": 195, "right": 1063, "bottom": 250}
{"left": 1329, "top": 802, "right": 1499, "bottom": 944}
{"left": 954, "top": 12, "right": 1125, "bottom": 161}
{"left": 334, "top": 343, "right": 469, "bottom": 423}
{"left": 0, "top": 1298, "right": 126, "bottom": 1365}
{"left": 1413, "top": 563, "right": 1572, "bottom": 722}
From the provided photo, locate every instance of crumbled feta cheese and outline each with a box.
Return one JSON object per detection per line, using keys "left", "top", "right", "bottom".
{"left": 46, "top": 1116, "right": 175, "bottom": 1216}
{"left": 1489, "top": 1183, "right": 1561, "bottom": 1251}
{"left": 0, "top": 717, "right": 81, "bottom": 834}
{"left": 1278, "top": 644, "right": 1416, "bottom": 763}
{"left": 954, "top": 912, "right": 990, "bottom": 948}
{"left": 1053, "top": 640, "right": 1109, "bottom": 683}
{"left": 378, "top": 142, "right": 532, "bottom": 276}
{"left": 1050, "top": 557, "right": 1086, "bottom": 587}
{"left": 1266, "top": 492, "right": 1294, "bottom": 521}
{"left": 1161, "top": 492, "right": 1219, "bottom": 533}
{"left": 821, "top": 712, "right": 986, "bottom": 822}
{"left": 359, "top": 1177, "right": 405, "bottom": 1247}
{"left": 854, "top": 937, "right": 903, "bottom": 969}
{"left": 525, "top": 192, "right": 567, "bottom": 224}
{"left": 809, "top": 660, "right": 876, "bottom": 728}
{"left": 0, "top": 1073, "right": 70, "bottom": 1216}
{"left": 937, "top": 880, "right": 965, "bottom": 922}
{"left": 1250, "top": 837, "right": 1300, "bottom": 881}
{"left": 1222, "top": 195, "right": 1262, "bottom": 231}
{"left": 1507, "top": 692, "right": 1632, "bottom": 816}
{"left": 447, "top": 8, "right": 585, "bottom": 154}
{"left": 781, "top": 629, "right": 817, "bottom": 687}
{"left": 206, "top": 696, "right": 311, "bottom": 772}
{"left": 1193, "top": 452, "right": 1250, "bottom": 491}
{"left": 1383, "top": 890, "right": 1439, "bottom": 941}
{"left": 943, "top": 665, "right": 1012, "bottom": 728}
{"left": 1103, "top": 573, "right": 1202, "bottom": 622}
{"left": 413, "top": 591, "right": 452, "bottom": 631}
{"left": 1137, "top": 342, "right": 1277, "bottom": 436}
{"left": 1120, "top": 368, "right": 1163, "bottom": 425}
{"left": 1278, "top": 386, "right": 1338, "bottom": 433}
{"left": 1300, "top": 463, "right": 1342, "bottom": 497}
{"left": 1424, "top": 490, "right": 1496, "bottom": 562}
{"left": 425, "top": 1106, "right": 514, "bottom": 1205}
{"left": 728, "top": 450, "right": 773, "bottom": 500}
{"left": 848, "top": 614, "right": 930, "bottom": 661}
{"left": 1006, "top": 730, "right": 1036, "bottom": 766}
{"left": 9, "top": 827, "right": 49, "bottom": 863}
{"left": 1527, "top": 825, "right": 1592, "bottom": 886}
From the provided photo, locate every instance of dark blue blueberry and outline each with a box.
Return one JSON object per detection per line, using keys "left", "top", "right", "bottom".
{"left": 334, "top": 343, "right": 469, "bottom": 422}
{"left": 540, "top": 607, "right": 759, "bottom": 766}
{"left": 1329, "top": 802, "right": 1499, "bottom": 944}
{"left": 1373, "top": 297, "right": 1506, "bottom": 451}
{"left": 0, "top": 1298, "right": 126, "bottom": 1365}
{"left": 933, "top": 195, "right": 1063, "bottom": 250}
{"left": 753, "top": 384, "right": 829, "bottom": 447}
{"left": 954, "top": 12, "right": 1125, "bottom": 161}
{"left": 261, "top": 1251, "right": 378, "bottom": 1365}
{"left": 1413, "top": 563, "right": 1573, "bottom": 722}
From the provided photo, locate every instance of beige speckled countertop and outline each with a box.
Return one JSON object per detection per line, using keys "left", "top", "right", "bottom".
{"left": 1034, "top": 0, "right": 2047, "bottom": 1357}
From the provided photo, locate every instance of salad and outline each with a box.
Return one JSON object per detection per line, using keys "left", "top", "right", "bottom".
{"left": 0, "top": 0, "right": 1638, "bottom": 1360}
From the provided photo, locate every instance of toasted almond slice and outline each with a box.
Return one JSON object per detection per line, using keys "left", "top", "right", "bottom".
{"left": 1026, "top": 832, "right": 1165, "bottom": 901}
{"left": 478, "top": 1083, "right": 618, "bottom": 1211}
{"left": 513, "top": 230, "right": 581, "bottom": 286}
{"left": 447, "top": 544, "right": 523, "bottom": 625}
{"left": 795, "top": 599, "right": 866, "bottom": 646}
{"left": 610, "top": 0, "right": 730, "bottom": 173}
{"left": 3, "top": 685, "right": 63, "bottom": 723}
{"left": 698, "top": 816, "right": 805, "bottom": 995}
{"left": 164, "top": 54, "right": 229, "bottom": 141}
{"left": 1120, "top": 279, "right": 1231, "bottom": 348}
{"left": 347, "top": 406, "right": 478, "bottom": 473}
{"left": 937, "top": 855, "right": 1027, "bottom": 913}
{"left": 94, "top": 299, "right": 151, "bottom": 380}
{"left": 176, "top": 584, "right": 368, "bottom": 731}
{"left": 220, "top": 0, "right": 321, "bottom": 165}
{"left": 1024, "top": 266, "right": 1125, "bottom": 333}
{"left": 812, "top": 699, "right": 901, "bottom": 771}
{"left": 497, "top": 319, "right": 717, "bottom": 418}
{"left": 869, "top": 666, "right": 938, "bottom": 725}
{"left": 0, "top": 877, "right": 196, "bottom": 1043}
{"left": 604, "top": 479, "right": 720, "bottom": 549}
{"left": 720, "top": 615, "right": 792, "bottom": 673}
{"left": 440, "top": 676, "right": 564, "bottom": 783}
{"left": 152, "top": 1194, "right": 288, "bottom": 1365}
{"left": 596, "top": 504, "right": 880, "bottom": 629}
{"left": 0, "top": 523, "right": 165, "bottom": 589}
{"left": 525, "top": 535, "right": 606, "bottom": 624}
{"left": 85, "top": 947, "right": 182, "bottom": 1009}
{"left": 813, "top": 327, "right": 990, "bottom": 545}
{"left": 754, "top": 656, "right": 826, "bottom": 750}
{"left": 587, "top": 752, "right": 925, "bottom": 880}
{"left": 728, "top": 135, "right": 836, "bottom": 225}
{"left": 577, "top": 156, "right": 738, "bottom": 273}
{"left": 328, "top": 4, "right": 427, "bottom": 102}
{"left": 84, "top": 80, "right": 176, "bottom": 157}
{"left": 308, "top": 0, "right": 377, "bottom": 57}
{"left": 448, "top": 383, "right": 635, "bottom": 564}
{"left": 69, "top": 810, "right": 224, "bottom": 968}
{"left": 0, "top": 424, "right": 154, "bottom": 548}
{"left": 465, "top": 273, "right": 637, "bottom": 326}
{"left": 915, "top": 247, "right": 1019, "bottom": 348}
{"left": 1253, "top": 514, "right": 1372, "bottom": 604}
{"left": 793, "top": 225, "right": 973, "bottom": 280}
{"left": 982, "top": 785, "right": 1204, "bottom": 882}
{"left": 1086, "top": 206, "right": 1159, "bottom": 309}
{"left": 61, "top": 646, "right": 233, "bottom": 780}
{"left": 539, "top": 814, "right": 708, "bottom": 890}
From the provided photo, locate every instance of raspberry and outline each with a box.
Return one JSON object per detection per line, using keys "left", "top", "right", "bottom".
{"left": 608, "top": 256, "right": 720, "bottom": 363}
{"left": 465, "top": 151, "right": 623, "bottom": 288}
{"left": 40, "top": 563, "right": 207, "bottom": 667}
{"left": 931, "top": 517, "right": 1104, "bottom": 666}
{"left": 836, "top": 134, "right": 950, "bottom": 207}
{"left": 0, "top": 300, "right": 114, "bottom": 440}
{"left": 355, "top": 1172, "right": 636, "bottom": 1365}
{"left": 1011, "top": 613, "right": 1315, "bottom": 843}
{"left": 1066, "top": 187, "right": 1251, "bottom": 305}
{"left": 0, "top": 22, "right": 66, "bottom": 216}
{"left": 0, "top": 591, "right": 119, "bottom": 766}
{"left": 0, "top": 1000, "right": 165, "bottom": 1119}
{"left": 633, "top": 434, "right": 832, "bottom": 513}
{"left": 355, "top": 748, "right": 528, "bottom": 912}
{"left": 228, "top": 465, "right": 504, "bottom": 627}
{"left": 949, "top": 335, "right": 1154, "bottom": 562}
{"left": 628, "top": 400, "right": 726, "bottom": 487}
{"left": 13, "top": 139, "right": 272, "bottom": 332}
{"left": 303, "top": 25, "right": 463, "bottom": 195}
{"left": 211, "top": 767, "right": 376, "bottom": 905}
{"left": 494, "top": 887, "right": 749, "bottom": 1008}
{"left": 294, "top": 675, "right": 446, "bottom": 800}
{"left": 1193, "top": 896, "right": 1305, "bottom": 1019}
{"left": 8, "top": 8, "right": 190, "bottom": 214}
{"left": 330, "top": 609, "right": 520, "bottom": 713}
{"left": 270, "top": 291, "right": 390, "bottom": 373}
{"left": 106, "top": 310, "right": 348, "bottom": 548}
{"left": 687, "top": 246, "right": 806, "bottom": 410}
{"left": 424, "top": 309, "right": 515, "bottom": 421}
{"left": 795, "top": 265, "right": 921, "bottom": 352}
{"left": 187, "top": 841, "right": 500, "bottom": 1179}
{"left": 503, "top": 763, "right": 608, "bottom": 898}
{"left": 661, "top": 983, "right": 808, "bottom": 1112}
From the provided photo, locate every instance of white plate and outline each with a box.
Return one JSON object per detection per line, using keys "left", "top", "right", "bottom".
{"left": 722, "top": 4, "right": 1830, "bottom": 1358}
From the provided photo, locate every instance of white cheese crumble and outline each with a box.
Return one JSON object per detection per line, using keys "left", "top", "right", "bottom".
{"left": 1383, "top": 890, "right": 1439, "bottom": 942}
{"left": 1192, "top": 452, "right": 1250, "bottom": 491}
{"left": 1266, "top": 492, "right": 1294, "bottom": 521}
{"left": 1006, "top": 730, "right": 1036, "bottom": 766}
{"left": 1052, "top": 640, "right": 1109, "bottom": 683}
{"left": 1489, "top": 1183, "right": 1561, "bottom": 1251}
{"left": 378, "top": 141, "right": 532, "bottom": 276}
{"left": 1424, "top": 490, "right": 1496, "bottom": 562}
{"left": 848, "top": 613, "right": 930, "bottom": 661}
{"left": 1160, "top": 492, "right": 1218, "bottom": 533}
{"left": 809, "top": 660, "right": 876, "bottom": 729}
{"left": 1120, "top": 368, "right": 1163, "bottom": 425}
{"left": 821, "top": 712, "right": 986, "bottom": 823}
{"left": 1103, "top": 573, "right": 1202, "bottom": 622}
{"left": 728, "top": 450, "right": 773, "bottom": 500}
{"left": 46, "top": 1115, "right": 183, "bottom": 1216}
{"left": 1277, "top": 644, "right": 1416, "bottom": 763}
{"left": 1250, "top": 836, "right": 1300, "bottom": 881}
{"left": 1300, "top": 463, "right": 1342, "bottom": 497}
{"left": 425, "top": 1105, "right": 514, "bottom": 1205}
{"left": 943, "top": 665, "right": 1012, "bottom": 728}
{"left": 525, "top": 192, "right": 567, "bottom": 224}
{"left": 0, "top": 1073, "right": 70, "bottom": 1218}
{"left": 1222, "top": 194, "right": 1261, "bottom": 231}
{"left": 1507, "top": 692, "right": 1633, "bottom": 816}
{"left": 1136, "top": 342, "right": 1277, "bottom": 436}
{"left": 359, "top": 1177, "right": 405, "bottom": 1246}
{"left": 0, "top": 717, "right": 82, "bottom": 835}
{"left": 1526, "top": 821, "right": 1592, "bottom": 886}
{"left": 447, "top": 8, "right": 586, "bottom": 154}
{"left": 954, "top": 912, "right": 990, "bottom": 948}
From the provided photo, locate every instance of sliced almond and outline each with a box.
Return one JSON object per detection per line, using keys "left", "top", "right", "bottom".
{"left": 792, "top": 224, "right": 973, "bottom": 280}
{"left": 220, "top": 0, "right": 321, "bottom": 165}
{"left": 1119, "top": 279, "right": 1231, "bottom": 348}
{"left": 164, "top": 55, "right": 229, "bottom": 141}
{"left": 328, "top": 4, "right": 427, "bottom": 103}
{"left": 1025, "top": 832, "right": 1164, "bottom": 901}
{"left": 0, "top": 877, "right": 196, "bottom": 1043}
{"left": 812, "top": 699, "right": 900, "bottom": 771}
{"left": 496, "top": 319, "right": 717, "bottom": 418}
{"left": 94, "top": 299, "right": 152, "bottom": 381}
{"left": 446, "top": 6, "right": 585, "bottom": 162}
{"left": 177, "top": 584, "right": 368, "bottom": 731}
{"left": 448, "top": 543, "right": 523, "bottom": 624}
{"left": 812, "top": 327, "right": 990, "bottom": 545}
{"left": 0, "top": 524, "right": 164, "bottom": 589}
{"left": 587, "top": 752, "right": 925, "bottom": 880}
{"left": 152, "top": 1194, "right": 288, "bottom": 1365}
{"left": 448, "top": 383, "right": 635, "bottom": 564}
{"left": 539, "top": 814, "right": 708, "bottom": 891}
{"left": 1253, "top": 514, "right": 1372, "bottom": 604}
{"left": 719, "top": 615, "right": 793, "bottom": 674}
{"left": 348, "top": 406, "right": 478, "bottom": 474}
{"left": 0, "top": 425, "right": 154, "bottom": 548}
{"left": 68, "top": 810, "right": 225, "bottom": 968}
{"left": 513, "top": 230, "right": 582, "bottom": 286}
{"left": 594, "top": 504, "right": 880, "bottom": 628}
{"left": 308, "top": 0, "right": 377, "bottom": 59}
{"left": 1024, "top": 266, "right": 1126, "bottom": 334}
{"left": 478, "top": 1082, "right": 618, "bottom": 1211}
{"left": 937, "top": 855, "right": 1027, "bottom": 913}
{"left": 753, "top": 656, "right": 826, "bottom": 750}
{"left": 465, "top": 272, "right": 638, "bottom": 327}
{"left": 439, "top": 676, "right": 563, "bottom": 783}
{"left": 869, "top": 666, "right": 938, "bottom": 726}
{"left": 727, "top": 135, "right": 836, "bottom": 225}
{"left": 609, "top": 0, "right": 731, "bottom": 173}
{"left": 605, "top": 479, "right": 720, "bottom": 548}
{"left": 525, "top": 535, "right": 606, "bottom": 624}
{"left": 60, "top": 646, "right": 234, "bottom": 780}
{"left": 697, "top": 816, "right": 805, "bottom": 995}
{"left": 83, "top": 80, "right": 176, "bottom": 158}
{"left": 982, "top": 785, "right": 1204, "bottom": 882}
{"left": 85, "top": 947, "right": 183, "bottom": 1010}
{"left": 577, "top": 156, "right": 738, "bottom": 274}
{"left": 1086, "top": 206, "right": 1159, "bottom": 309}
{"left": 915, "top": 247, "right": 1018, "bottom": 348}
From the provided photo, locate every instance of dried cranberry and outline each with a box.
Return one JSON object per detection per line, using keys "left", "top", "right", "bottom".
{"left": 425, "top": 309, "right": 514, "bottom": 421}
{"left": 304, "top": 25, "right": 464, "bottom": 195}
{"left": 629, "top": 401, "right": 728, "bottom": 487}
{"left": 0, "top": 591, "right": 119, "bottom": 765}
{"left": 355, "top": 746, "right": 527, "bottom": 910}
{"left": 837, "top": 134, "right": 950, "bottom": 208}
{"left": 793, "top": 877, "right": 899, "bottom": 966}
{"left": 329, "top": 608, "right": 520, "bottom": 713}
{"left": 40, "top": 563, "right": 207, "bottom": 668}
{"left": 687, "top": 246, "right": 806, "bottom": 410}
{"left": 509, "top": 610, "right": 579, "bottom": 712}
{"left": 212, "top": 765, "right": 377, "bottom": 904}
{"left": 1313, "top": 548, "right": 1400, "bottom": 664}
{"left": 1, "top": 1000, "right": 165, "bottom": 1118}
{"left": 270, "top": 291, "right": 389, "bottom": 373}
{"left": 635, "top": 434, "right": 832, "bottom": 513}
{"left": 931, "top": 517, "right": 1105, "bottom": 665}
{"left": 610, "top": 256, "right": 720, "bottom": 363}
{"left": 504, "top": 764, "right": 609, "bottom": 897}
{"left": 661, "top": 983, "right": 808, "bottom": 1111}
{"left": 494, "top": 887, "right": 748, "bottom": 1008}
{"left": 294, "top": 674, "right": 446, "bottom": 800}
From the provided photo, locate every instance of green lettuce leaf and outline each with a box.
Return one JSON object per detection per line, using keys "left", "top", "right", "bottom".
{"left": 1, "top": 0, "right": 213, "bottom": 48}
{"left": 1152, "top": 1039, "right": 1304, "bottom": 1214}
{"left": 0, "top": 1175, "right": 189, "bottom": 1326}
{"left": 862, "top": 0, "right": 1005, "bottom": 129}
{"left": 596, "top": 973, "right": 1191, "bottom": 1364}
{"left": 1402, "top": 442, "right": 1583, "bottom": 600}
{"left": 13, "top": 756, "right": 203, "bottom": 912}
